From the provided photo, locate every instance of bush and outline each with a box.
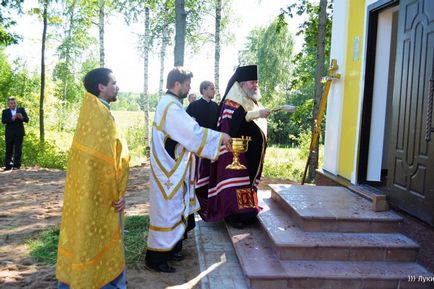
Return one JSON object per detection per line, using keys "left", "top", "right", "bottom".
{"left": 22, "top": 133, "right": 68, "bottom": 169}
{"left": 0, "top": 129, "right": 68, "bottom": 169}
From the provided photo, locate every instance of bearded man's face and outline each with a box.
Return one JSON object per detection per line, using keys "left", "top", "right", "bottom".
{"left": 241, "top": 80, "right": 261, "bottom": 101}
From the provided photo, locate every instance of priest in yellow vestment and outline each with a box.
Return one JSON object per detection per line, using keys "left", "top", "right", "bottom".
{"left": 56, "top": 68, "right": 130, "bottom": 289}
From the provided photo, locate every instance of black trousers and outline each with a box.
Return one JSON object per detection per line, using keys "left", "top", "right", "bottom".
{"left": 5, "top": 135, "right": 23, "bottom": 169}
{"left": 145, "top": 214, "right": 195, "bottom": 266}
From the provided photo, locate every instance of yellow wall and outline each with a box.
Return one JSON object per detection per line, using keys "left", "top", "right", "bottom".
{"left": 338, "top": 0, "right": 366, "bottom": 179}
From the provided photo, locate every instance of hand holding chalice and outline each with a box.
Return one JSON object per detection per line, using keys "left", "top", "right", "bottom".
{"left": 226, "top": 136, "right": 251, "bottom": 170}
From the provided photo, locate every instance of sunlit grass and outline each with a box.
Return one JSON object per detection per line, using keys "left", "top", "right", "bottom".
{"left": 263, "top": 145, "right": 323, "bottom": 183}
{"left": 27, "top": 215, "right": 149, "bottom": 266}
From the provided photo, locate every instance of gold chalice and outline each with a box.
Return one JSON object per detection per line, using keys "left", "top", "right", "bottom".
{"left": 226, "top": 136, "right": 251, "bottom": 170}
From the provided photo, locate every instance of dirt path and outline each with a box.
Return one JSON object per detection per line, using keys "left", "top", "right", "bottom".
{"left": 0, "top": 166, "right": 201, "bottom": 289}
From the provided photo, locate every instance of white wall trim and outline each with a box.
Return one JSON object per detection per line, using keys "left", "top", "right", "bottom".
{"left": 323, "top": 0, "right": 349, "bottom": 175}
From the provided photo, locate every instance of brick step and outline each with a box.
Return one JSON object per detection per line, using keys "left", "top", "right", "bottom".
{"left": 227, "top": 221, "right": 432, "bottom": 289}
{"left": 270, "top": 184, "right": 403, "bottom": 233}
{"left": 258, "top": 198, "right": 419, "bottom": 261}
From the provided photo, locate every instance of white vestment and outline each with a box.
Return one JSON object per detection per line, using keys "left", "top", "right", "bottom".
{"left": 147, "top": 93, "right": 224, "bottom": 251}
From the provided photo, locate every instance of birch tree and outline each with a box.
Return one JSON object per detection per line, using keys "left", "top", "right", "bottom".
{"left": 214, "top": 0, "right": 221, "bottom": 100}
{"left": 39, "top": 0, "right": 48, "bottom": 144}
{"left": 98, "top": 0, "right": 105, "bottom": 66}
{"left": 115, "top": 0, "right": 156, "bottom": 153}
{"left": 174, "top": 0, "right": 186, "bottom": 66}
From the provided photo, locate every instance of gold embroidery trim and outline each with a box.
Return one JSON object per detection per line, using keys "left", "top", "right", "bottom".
{"left": 196, "top": 128, "right": 208, "bottom": 156}
{"left": 151, "top": 139, "right": 186, "bottom": 178}
{"left": 236, "top": 188, "right": 256, "bottom": 209}
{"left": 149, "top": 219, "right": 183, "bottom": 232}
{"left": 153, "top": 101, "right": 180, "bottom": 131}
{"left": 71, "top": 140, "right": 114, "bottom": 165}
{"left": 58, "top": 229, "right": 121, "bottom": 270}
{"left": 150, "top": 162, "right": 189, "bottom": 200}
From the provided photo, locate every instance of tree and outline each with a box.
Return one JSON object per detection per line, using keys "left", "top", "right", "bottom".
{"left": 150, "top": 1, "right": 174, "bottom": 96}
{"left": 309, "top": 0, "right": 328, "bottom": 180}
{"left": 214, "top": 0, "right": 221, "bottom": 99}
{"left": 115, "top": 0, "right": 158, "bottom": 153}
{"left": 0, "top": 0, "right": 24, "bottom": 46}
{"left": 39, "top": 0, "right": 48, "bottom": 144}
{"left": 281, "top": 0, "right": 333, "bottom": 181}
{"left": 29, "top": 0, "right": 63, "bottom": 143}
{"left": 53, "top": 0, "right": 94, "bottom": 130}
{"left": 98, "top": 0, "right": 105, "bottom": 66}
{"left": 174, "top": 0, "right": 186, "bottom": 66}
{"left": 238, "top": 17, "right": 294, "bottom": 145}
{"left": 211, "top": 0, "right": 234, "bottom": 100}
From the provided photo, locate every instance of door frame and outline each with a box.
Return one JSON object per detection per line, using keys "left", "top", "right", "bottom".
{"left": 358, "top": 0, "right": 399, "bottom": 184}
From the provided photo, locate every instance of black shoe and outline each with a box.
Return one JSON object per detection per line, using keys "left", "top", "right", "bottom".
{"left": 168, "top": 252, "right": 184, "bottom": 262}
{"left": 12, "top": 167, "right": 20, "bottom": 170}
{"left": 145, "top": 261, "right": 176, "bottom": 273}
{"left": 3, "top": 167, "right": 12, "bottom": 171}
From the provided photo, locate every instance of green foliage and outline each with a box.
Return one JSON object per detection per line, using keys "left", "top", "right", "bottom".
{"left": 239, "top": 18, "right": 294, "bottom": 101}
{"left": 111, "top": 111, "right": 150, "bottom": 166}
{"left": 280, "top": 0, "right": 333, "bottom": 144}
{"left": 239, "top": 0, "right": 334, "bottom": 147}
{"left": 263, "top": 146, "right": 303, "bottom": 181}
{"left": 111, "top": 92, "right": 159, "bottom": 112}
{"left": 27, "top": 227, "right": 59, "bottom": 265}
{"left": 0, "top": 0, "right": 24, "bottom": 46}
{"left": 263, "top": 145, "right": 323, "bottom": 183}
{"left": 238, "top": 18, "right": 297, "bottom": 146}
{"left": 21, "top": 133, "right": 68, "bottom": 169}
{"left": 27, "top": 215, "right": 150, "bottom": 266}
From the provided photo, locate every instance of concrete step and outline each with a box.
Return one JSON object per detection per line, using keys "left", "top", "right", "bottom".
{"left": 258, "top": 198, "right": 419, "bottom": 261}
{"left": 227, "top": 221, "right": 432, "bottom": 289}
{"left": 270, "top": 184, "right": 403, "bottom": 233}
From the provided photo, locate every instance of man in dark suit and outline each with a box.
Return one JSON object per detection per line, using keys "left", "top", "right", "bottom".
{"left": 2, "top": 97, "right": 29, "bottom": 170}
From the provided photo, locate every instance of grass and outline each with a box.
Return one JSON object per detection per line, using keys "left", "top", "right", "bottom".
{"left": 123, "top": 215, "right": 149, "bottom": 264}
{"left": 27, "top": 227, "right": 60, "bottom": 265}
{"left": 27, "top": 215, "right": 149, "bottom": 266}
{"left": 263, "top": 145, "right": 324, "bottom": 183}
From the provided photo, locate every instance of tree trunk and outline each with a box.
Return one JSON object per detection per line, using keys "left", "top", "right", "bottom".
{"left": 159, "top": 28, "right": 168, "bottom": 96}
{"left": 39, "top": 0, "right": 48, "bottom": 145}
{"left": 214, "top": 0, "right": 221, "bottom": 101}
{"left": 143, "top": 7, "right": 150, "bottom": 155}
{"left": 174, "top": 0, "right": 186, "bottom": 66}
{"left": 98, "top": 0, "right": 105, "bottom": 67}
{"left": 61, "top": 1, "right": 75, "bottom": 132}
{"left": 308, "top": 0, "right": 328, "bottom": 181}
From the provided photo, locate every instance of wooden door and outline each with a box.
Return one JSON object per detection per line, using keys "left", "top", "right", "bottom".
{"left": 388, "top": 0, "right": 434, "bottom": 225}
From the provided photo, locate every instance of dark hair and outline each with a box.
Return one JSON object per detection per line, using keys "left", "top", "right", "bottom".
{"left": 83, "top": 68, "right": 113, "bottom": 96}
{"left": 7, "top": 97, "right": 16, "bottom": 102}
{"left": 166, "top": 67, "right": 193, "bottom": 89}
{"left": 199, "top": 81, "right": 213, "bottom": 94}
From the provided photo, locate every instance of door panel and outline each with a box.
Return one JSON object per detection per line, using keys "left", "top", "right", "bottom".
{"left": 388, "top": 0, "right": 434, "bottom": 225}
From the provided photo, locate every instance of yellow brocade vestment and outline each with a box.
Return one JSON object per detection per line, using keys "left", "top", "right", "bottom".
{"left": 56, "top": 92, "right": 130, "bottom": 289}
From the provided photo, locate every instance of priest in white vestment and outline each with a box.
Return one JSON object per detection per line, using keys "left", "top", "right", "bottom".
{"left": 145, "top": 67, "right": 232, "bottom": 273}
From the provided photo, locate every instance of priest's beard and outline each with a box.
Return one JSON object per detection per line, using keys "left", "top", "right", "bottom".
{"left": 179, "top": 92, "right": 188, "bottom": 99}
{"left": 243, "top": 87, "right": 262, "bottom": 102}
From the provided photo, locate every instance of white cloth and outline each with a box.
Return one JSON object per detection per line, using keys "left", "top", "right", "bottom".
{"left": 10, "top": 108, "right": 16, "bottom": 116}
{"left": 147, "top": 93, "right": 224, "bottom": 251}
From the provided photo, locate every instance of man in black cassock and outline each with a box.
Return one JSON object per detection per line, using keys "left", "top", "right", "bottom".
{"left": 186, "top": 80, "right": 219, "bottom": 129}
